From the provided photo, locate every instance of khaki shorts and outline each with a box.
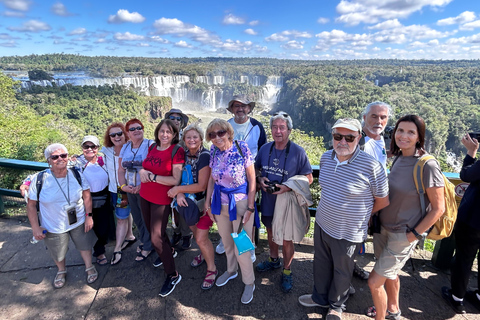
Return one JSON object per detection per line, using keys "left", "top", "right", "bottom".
{"left": 373, "top": 227, "right": 418, "bottom": 280}
{"left": 44, "top": 223, "right": 97, "bottom": 262}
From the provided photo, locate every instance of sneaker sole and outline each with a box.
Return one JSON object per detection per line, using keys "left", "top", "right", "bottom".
{"left": 216, "top": 272, "right": 238, "bottom": 287}
{"left": 154, "top": 251, "right": 177, "bottom": 268}
{"left": 159, "top": 275, "right": 182, "bottom": 297}
{"left": 241, "top": 285, "right": 255, "bottom": 304}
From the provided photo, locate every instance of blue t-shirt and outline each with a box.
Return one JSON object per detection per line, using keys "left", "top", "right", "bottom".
{"left": 255, "top": 141, "right": 312, "bottom": 217}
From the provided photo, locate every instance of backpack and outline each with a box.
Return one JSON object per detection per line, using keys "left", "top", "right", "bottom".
{"left": 148, "top": 143, "right": 181, "bottom": 160}
{"left": 36, "top": 168, "right": 82, "bottom": 212}
{"left": 413, "top": 155, "right": 458, "bottom": 241}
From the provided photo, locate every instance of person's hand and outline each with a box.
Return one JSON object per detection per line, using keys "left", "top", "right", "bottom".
{"left": 84, "top": 216, "right": 94, "bottom": 232}
{"left": 272, "top": 184, "right": 291, "bottom": 195}
{"left": 205, "top": 206, "right": 215, "bottom": 223}
{"left": 257, "top": 176, "right": 269, "bottom": 192}
{"left": 121, "top": 185, "right": 134, "bottom": 194}
{"left": 32, "top": 226, "right": 46, "bottom": 241}
{"left": 20, "top": 184, "right": 29, "bottom": 197}
{"left": 139, "top": 169, "right": 153, "bottom": 183}
{"left": 132, "top": 185, "right": 141, "bottom": 194}
{"left": 167, "top": 186, "right": 179, "bottom": 198}
{"left": 462, "top": 133, "right": 479, "bottom": 158}
{"left": 406, "top": 231, "right": 417, "bottom": 243}
{"left": 243, "top": 210, "right": 252, "bottom": 224}
{"left": 176, "top": 193, "right": 187, "bottom": 207}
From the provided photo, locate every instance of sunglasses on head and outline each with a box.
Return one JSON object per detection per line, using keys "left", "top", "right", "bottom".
{"left": 109, "top": 131, "right": 123, "bottom": 137}
{"left": 82, "top": 144, "right": 98, "bottom": 150}
{"left": 51, "top": 153, "right": 68, "bottom": 160}
{"left": 208, "top": 130, "right": 227, "bottom": 139}
{"left": 274, "top": 112, "right": 290, "bottom": 118}
{"left": 333, "top": 133, "right": 358, "bottom": 143}
{"left": 169, "top": 116, "right": 182, "bottom": 121}
{"left": 128, "top": 126, "right": 143, "bottom": 132}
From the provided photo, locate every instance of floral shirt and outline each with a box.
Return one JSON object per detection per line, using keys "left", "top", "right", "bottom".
{"left": 209, "top": 140, "right": 253, "bottom": 205}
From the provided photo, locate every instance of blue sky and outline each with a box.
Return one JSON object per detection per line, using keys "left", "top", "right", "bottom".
{"left": 1, "top": 0, "right": 480, "bottom": 59}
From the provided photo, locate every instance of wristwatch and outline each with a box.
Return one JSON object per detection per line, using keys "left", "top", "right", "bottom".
{"left": 86, "top": 212, "right": 93, "bottom": 217}
{"left": 410, "top": 228, "right": 423, "bottom": 240}
{"left": 246, "top": 207, "right": 255, "bottom": 212}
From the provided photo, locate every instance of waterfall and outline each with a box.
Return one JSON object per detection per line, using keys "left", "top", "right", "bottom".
{"left": 258, "top": 76, "right": 283, "bottom": 109}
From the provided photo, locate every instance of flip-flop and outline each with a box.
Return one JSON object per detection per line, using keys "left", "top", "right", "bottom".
{"left": 53, "top": 270, "right": 67, "bottom": 289}
{"left": 136, "top": 244, "right": 144, "bottom": 254}
{"left": 96, "top": 256, "right": 108, "bottom": 266}
{"left": 111, "top": 251, "right": 122, "bottom": 265}
{"left": 201, "top": 269, "right": 218, "bottom": 290}
{"left": 191, "top": 253, "right": 205, "bottom": 267}
{"left": 121, "top": 237, "right": 137, "bottom": 250}
{"left": 135, "top": 250, "right": 152, "bottom": 262}
{"left": 366, "top": 306, "right": 376, "bottom": 318}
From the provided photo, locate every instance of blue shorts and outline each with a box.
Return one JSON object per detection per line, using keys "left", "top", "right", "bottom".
{"left": 111, "top": 192, "right": 131, "bottom": 220}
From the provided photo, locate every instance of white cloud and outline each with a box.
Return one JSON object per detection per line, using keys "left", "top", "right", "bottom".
{"left": 437, "top": 11, "right": 475, "bottom": 26}
{"left": 114, "top": 32, "right": 145, "bottom": 41}
{"left": 446, "top": 33, "right": 480, "bottom": 45}
{"left": 265, "top": 33, "right": 289, "bottom": 42}
{"left": 68, "top": 28, "right": 86, "bottom": 36}
{"left": 150, "top": 36, "right": 169, "bottom": 43}
{"left": 152, "top": 17, "right": 222, "bottom": 46}
{"left": 0, "top": 40, "right": 16, "bottom": 47}
{"left": 95, "top": 38, "right": 107, "bottom": 43}
{"left": 317, "top": 17, "right": 330, "bottom": 24}
{"left": 335, "top": 0, "right": 453, "bottom": 26}
{"left": 51, "top": 2, "right": 74, "bottom": 17}
{"left": 368, "top": 19, "right": 402, "bottom": 30}
{"left": 223, "top": 13, "right": 245, "bottom": 25}
{"left": 266, "top": 30, "right": 312, "bottom": 42}
{"left": 218, "top": 39, "right": 253, "bottom": 52}
{"left": 281, "top": 40, "right": 304, "bottom": 50}
{"left": 3, "top": 10, "right": 24, "bottom": 17}
{"left": 108, "top": 9, "right": 146, "bottom": 24}
{"left": 460, "top": 20, "right": 480, "bottom": 31}
{"left": 428, "top": 39, "right": 439, "bottom": 46}
{"left": 8, "top": 20, "right": 51, "bottom": 32}
{"left": 1, "top": 0, "right": 32, "bottom": 11}
{"left": 249, "top": 20, "right": 259, "bottom": 26}
{"left": 244, "top": 28, "right": 257, "bottom": 35}
{"left": 174, "top": 40, "right": 191, "bottom": 48}
{"left": 137, "top": 43, "right": 150, "bottom": 47}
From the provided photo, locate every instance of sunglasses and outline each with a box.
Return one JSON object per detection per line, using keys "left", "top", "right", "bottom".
{"left": 50, "top": 153, "right": 68, "bottom": 160}
{"left": 208, "top": 130, "right": 227, "bottom": 139}
{"left": 169, "top": 116, "right": 182, "bottom": 121}
{"left": 274, "top": 112, "right": 290, "bottom": 118}
{"left": 333, "top": 133, "right": 358, "bottom": 143}
{"left": 83, "top": 144, "right": 98, "bottom": 150}
{"left": 109, "top": 131, "right": 123, "bottom": 137}
{"left": 128, "top": 126, "right": 143, "bottom": 132}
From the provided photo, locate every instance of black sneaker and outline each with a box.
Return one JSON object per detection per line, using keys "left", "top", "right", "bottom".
{"left": 442, "top": 286, "right": 466, "bottom": 314}
{"left": 153, "top": 249, "right": 178, "bottom": 268}
{"left": 181, "top": 235, "right": 193, "bottom": 250}
{"left": 170, "top": 233, "right": 182, "bottom": 246}
{"left": 159, "top": 273, "right": 182, "bottom": 297}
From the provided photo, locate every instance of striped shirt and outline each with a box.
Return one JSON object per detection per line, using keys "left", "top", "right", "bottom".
{"left": 316, "top": 147, "right": 388, "bottom": 243}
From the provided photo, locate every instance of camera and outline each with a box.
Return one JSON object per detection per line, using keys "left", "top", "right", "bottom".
{"left": 265, "top": 180, "right": 281, "bottom": 194}
{"left": 469, "top": 132, "right": 480, "bottom": 140}
{"left": 383, "top": 126, "right": 395, "bottom": 140}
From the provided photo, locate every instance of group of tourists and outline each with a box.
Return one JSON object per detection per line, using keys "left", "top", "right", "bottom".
{"left": 22, "top": 95, "right": 480, "bottom": 318}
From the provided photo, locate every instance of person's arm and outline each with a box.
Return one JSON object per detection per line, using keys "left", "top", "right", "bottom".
{"left": 460, "top": 133, "right": 480, "bottom": 183}
{"left": 371, "top": 195, "right": 389, "bottom": 214}
{"left": 27, "top": 199, "right": 46, "bottom": 240}
{"left": 406, "top": 186, "right": 445, "bottom": 242}
{"left": 150, "top": 163, "right": 183, "bottom": 186}
{"left": 83, "top": 189, "right": 94, "bottom": 232}
{"left": 117, "top": 157, "right": 134, "bottom": 194}
{"left": 243, "top": 164, "right": 256, "bottom": 223}
{"left": 168, "top": 165, "right": 211, "bottom": 198}
{"left": 205, "top": 175, "right": 215, "bottom": 222}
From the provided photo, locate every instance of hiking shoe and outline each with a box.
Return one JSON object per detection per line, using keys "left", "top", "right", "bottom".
{"left": 256, "top": 258, "right": 281, "bottom": 272}
{"left": 170, "top": 233, "right": 182, "bottom": 246}
{"left": 215, "top": 271, "right": 238, "bottom": 287}
{"left": 442, "top": 286, "right": 466, "bottom": 314}
{"left": 159, "top": 273, "right": 182, "bottom": 297}
{"left": 153, "top": 249, "right": 177, "bottom": 267}
{"left": 241, "top": 284, "right": 255, "bottom": 304}
{"left": 298, "top": 294, "right": 328, "bottom": 308}
{"left": 216, "top": 240, "right": 225, "bottom": 254}
{"left": 281, "top": 272, "right": 293, "bottom": 293}
{"left": 182, "top": 235, "right": 193, "bottom": 250}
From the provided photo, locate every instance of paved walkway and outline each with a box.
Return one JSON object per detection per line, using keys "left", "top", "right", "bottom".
{"left": 0, "top": 215, "right": 478, "bottom": 320}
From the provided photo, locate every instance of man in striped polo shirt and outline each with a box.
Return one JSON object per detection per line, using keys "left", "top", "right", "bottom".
{"left": 299, "top": 118, "right": 389, "bottom": 320}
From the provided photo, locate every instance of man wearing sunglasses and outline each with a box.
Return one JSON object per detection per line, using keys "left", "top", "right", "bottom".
{"left": 299, "top": 118, "right": 389, "bottom": 320}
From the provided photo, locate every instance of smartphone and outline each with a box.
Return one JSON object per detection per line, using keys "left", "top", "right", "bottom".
{"left": 468, "top": 132, "right": 480, "bottom": 140}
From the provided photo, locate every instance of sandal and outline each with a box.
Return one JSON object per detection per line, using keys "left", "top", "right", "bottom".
{"left": 353, "top": 264, "right": 370, "bottom": 280}
{"left": 366, "top": 306, "right": 376, "bottom": 318}
{"left": 135, "top": 250, "right": 152, "bottom": 262}
{"left": 111, "top": 251, "right": 122, "bottom": 265}
{"left": 121, "top": 237, "right": 137, "bottom": 250}
{"left": 136, "top": 244, "right": 144, "bottom": 254}
{"left": 96, "top": 255, "right": 108, "bottom": 266}
{"left": 386, "top": 310, "right": 401, "bottom": 320}
{"left": 191, "top": 253, "right": 205, "bottom": 267}
{"left": 201, "top": 269, "right": 218, "bottom": 290}
{"left": 85, "top": 266, "right": 98, "bottom": 284}
{"left": 53, "top": 270, "right": 67, "bottom": 289}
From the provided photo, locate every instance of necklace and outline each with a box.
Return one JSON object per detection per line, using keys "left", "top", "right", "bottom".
{"left": 273, "top": 147, "right": 285, "bottom": 166}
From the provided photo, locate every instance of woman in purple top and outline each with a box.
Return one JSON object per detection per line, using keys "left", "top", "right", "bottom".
{"left": 204, "top": 118, "right": 257, "bottom": 304}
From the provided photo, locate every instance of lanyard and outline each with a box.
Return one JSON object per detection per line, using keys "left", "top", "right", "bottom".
{"left": 130, "top": 139, "right": 144, "bottom": 164}
{"left": 267, "top": 141, "right": 290, "bottom": 183}
{"left": 52, "top": 171, "right": 71, "bottom": 204}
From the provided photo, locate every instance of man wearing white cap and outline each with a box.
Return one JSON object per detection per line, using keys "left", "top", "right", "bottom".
{"left": 298, "top": 118, "right": 389, "bottom": 320}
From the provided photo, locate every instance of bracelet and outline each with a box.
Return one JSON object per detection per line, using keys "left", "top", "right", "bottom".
{"left": 120, "top": 184, "right": 127, "bottom": 190}
{"left": 204, "top": 207, "right": 210, "bottom": 211}
{"left": 247, "top": 207, "right": 255, "bottom": 212}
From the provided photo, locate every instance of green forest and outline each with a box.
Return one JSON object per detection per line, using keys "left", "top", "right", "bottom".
{"left": 2, "top": 54, "right": 480, "bottom": 188}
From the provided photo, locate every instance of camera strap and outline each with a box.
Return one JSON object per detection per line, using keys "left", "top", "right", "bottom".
{"left": 267, "top": 140, "right": 291, "bottom": 183}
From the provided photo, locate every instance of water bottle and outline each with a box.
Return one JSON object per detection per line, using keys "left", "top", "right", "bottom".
{"left": 31, "top": 229, "right": 47, "bottom": 244}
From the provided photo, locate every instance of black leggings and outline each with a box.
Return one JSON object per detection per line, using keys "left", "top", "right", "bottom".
{"left": 92, "top": 191, "right": 111, "bottom": 257}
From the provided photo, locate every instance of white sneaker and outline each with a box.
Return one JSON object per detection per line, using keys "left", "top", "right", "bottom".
{"left": 250, "top": 250, "right": 256, "bottom": 263}
{"left": 216, "top": 239, "right": 225, "bottom": 254}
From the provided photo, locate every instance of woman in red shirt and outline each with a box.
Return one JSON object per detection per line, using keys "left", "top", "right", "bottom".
{"left": 139, "top": 119, "right": 185, "bottom": 297}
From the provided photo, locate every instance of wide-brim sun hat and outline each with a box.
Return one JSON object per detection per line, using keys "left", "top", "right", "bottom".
{"left": 227, "top": 94, "right": 255, "bottom": 114}
{"left": 332, "top": 118, "right": 362, "bottom": 133}
{"left": 165, "top": 108, "right": 189, "bottom": 129}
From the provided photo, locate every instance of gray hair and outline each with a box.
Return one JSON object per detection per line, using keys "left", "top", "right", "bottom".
{"left": 44, "top": 143, "right": 68, "bottom": 160}
{"left": 270, "top": 111, "right": 293, "bottom": 130}
{"left": 183, "top": 122, "right": 205, "bottom": 142}
{"left": 362, "top": 101, "right": 394, "bottom": 118}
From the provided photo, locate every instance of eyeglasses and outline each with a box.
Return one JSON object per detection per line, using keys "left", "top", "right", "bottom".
{"left": 333, "top": 133, "right": 358, "bottom": 143}
{"left": 169, "top": 116, "right": 182, "bottom": 121}
{"left": 208, "top": 130, "right": 227, "bottom": 139}
{"left": 109, "top": 131, "right": 123, "bottom": 137}
{"left": 50, "top": 153, "right": 68, "bottom": 160}
{"left": 82, "top": 144, "right": 98, "bottom": 150}
{"left": 128, "top": 126, "right": 143, "bottom": 132}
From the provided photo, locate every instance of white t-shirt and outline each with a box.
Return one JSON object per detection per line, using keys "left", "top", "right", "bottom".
{"left": 363, "top": 136, "right": 387, "bottom": 172}
{"left": 230, "top": 120, "right": 250, "bottom": 141}
{"left": 82, "top": 162, "right": 108, "bottom": 192}
{"left": 29, "top": 169, "right": 90, "bottom": 234}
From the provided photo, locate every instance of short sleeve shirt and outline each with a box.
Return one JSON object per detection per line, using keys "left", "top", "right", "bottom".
{"left": 363, "top": 136, "right": 387, "bottom": 173}
{"left": 119, "top": 139, "right": 153, "bottom": 187}
{"left": 186, "top": 147, "right": 210, "bottom": 199}
{"left": 255, "top": 141, "right": 312, "bottom": 217}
